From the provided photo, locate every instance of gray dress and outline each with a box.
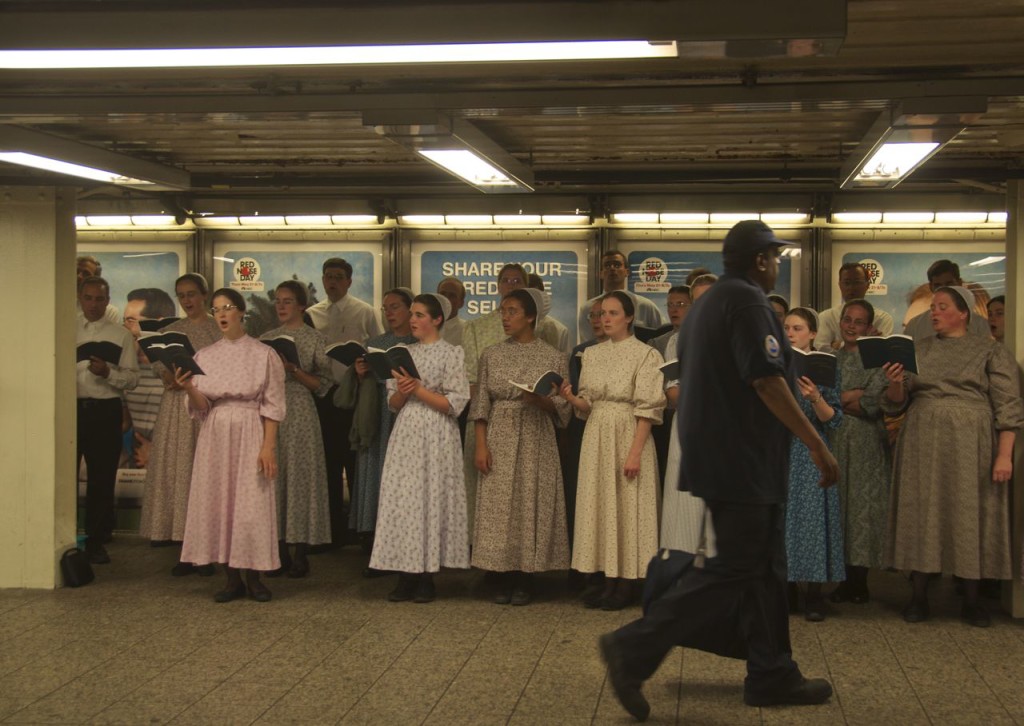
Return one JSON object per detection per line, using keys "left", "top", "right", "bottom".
{"left": 369, "top": 340, "right": 471, "bottom": 574}
{"left": 469, "top": 338, "right": 571, "bottom": 572}
{"left": 139, "top": 316, "right": 221, "bottom": 541}
{"left": 882, "top": 334, "right": 1024, "bottom": 579}
{"left": 831, "top": 349, "right": 891, "bottom": 569}
{"left": 261, "top": 324, "right": 333, "bottom": 545}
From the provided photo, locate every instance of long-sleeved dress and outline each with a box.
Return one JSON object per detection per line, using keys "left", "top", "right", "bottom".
{"left": 369, "top": 339, "right": 472, "bottom": 574}
{"left": 573, "top": 336, "right": 665, "bottom": 579}
{"left": 261, "top": 324, "right": 332, "bottom": 546}
{"left": 660, "top": 332, "right": 717, "bottom": 556}
{"left": 831, "top": 348, "right": 891, "bottom": 569}
{"left": 180, "top": 335, "right": 286, "bottom": 570}
{"left": 785, "top": 372, "right": 845, "bottom": 583}
{"left": 469, "top": 338, "right": 571, "bottom": 572}
{"left": 882, "top": 334, "right": 1024, "bottom": 580}
{"left": 139, "top": 316, "right": 221, "bottom": 541}
{"left": 350, "top": 330, "right": 417, "bottom": 534}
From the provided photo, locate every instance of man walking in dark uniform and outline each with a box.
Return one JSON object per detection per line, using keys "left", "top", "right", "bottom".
{"left": 599, "top": 220, "right": 840, "bottom": 721}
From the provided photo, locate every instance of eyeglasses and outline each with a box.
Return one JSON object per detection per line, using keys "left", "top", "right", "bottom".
{"left": 499, "top": 277, "right": 523, "bottom": 286}
{"left": 500, "top": 307, "right": 524, "bottom": 319}
{"left": 210, "top": 304, "right": 239, "bottom": 314}
{"left": 667, "top": 302, "right": 690, "bottom": 310}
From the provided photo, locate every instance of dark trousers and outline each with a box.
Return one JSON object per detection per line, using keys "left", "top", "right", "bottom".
{"left": 651, "top": 410, "right": 674, "bottom": 490}
{"left": 77, "top": 398, "right": 123, "bottom": 548}
{"left": 316, "top": 387, "right": 356, "bottom": 544}
{"left": 612, "top": 500, "right": 799, "bottom": 695}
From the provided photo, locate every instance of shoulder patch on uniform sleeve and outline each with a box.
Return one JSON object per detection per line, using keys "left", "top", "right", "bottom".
{"left": 764, "top": 335, "right": 781, "bottom": 358}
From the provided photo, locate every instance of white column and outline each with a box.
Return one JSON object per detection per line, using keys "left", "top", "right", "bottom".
{"left": 1005, "top": 180, "right": 1023, "bottom": 617}
{"left": 0, "top": 186, "right": 77, "bottom": 588}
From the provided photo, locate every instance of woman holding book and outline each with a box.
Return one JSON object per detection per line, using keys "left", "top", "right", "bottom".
{"left": 177, "top": 288, "right": 286, "bottom": 602}
{"left": 559, "top": 290, "right": 665, "bottom": 610}
{"left": 470, "top": 288, "right": 571, "bottom": 605}
{"left": 829, "top": 299, "right": 891, "bottom": 605}
{"left": 882, "top": 286, "right": 1023, "bottom": 627}
{"left": 260, "top": 280, "right": 332, "bottom": 578}
{"left": 369, "top": 293, "right": 471, "bottom": 603}
{"left": 348, "top": 287, "right": 417, "bottom": 559}
{"left": 139, "top": 273, "right": 221, "bottom": 575}
{"left": 782, "top": 307, "right": 844, "bottom": 621}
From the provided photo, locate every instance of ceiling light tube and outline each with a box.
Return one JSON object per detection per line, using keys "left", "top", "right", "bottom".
{"left": 989, "top": 212, "right": 1008, "bottom": 224}
{"left": 709, "top": 212, "right": 759, "bottom": 224}
{"left": 444, "top": 215, "right": 493, "bottom": 225}
{"left": 611, "top": 213, "right": 659, "bottom": 224}
{"left": 130, "top": 215, "right": 179, "bottom": 226}
{"left": 285, "top": 215, "right": 332, "bottom": 226}
{"left": 399, "top": 215, "right": 445, "bottom": 226}
{"left": 238, "top": 215, "right": 286, "bottom": 226}
{"left": 831, "top": 212, "right": 882, "bottom": 224}
{"left": 0, "top": 152, "right": 155, "bottom": 186}
{"left": 330, "top": 214, "right": 380, "bottom": 225}
{"left": 494, "top": 214, "right": 542, "bottom": 226}
{"left": 541, "top": 214, "right": 589, "bottom": 226}
{"left": 882, "top": 212, "right": 934, "bottom": 224}
{"left": 418, "top": 149, "right": 523, "bottom": 191}
{"left": 934, "top": 212, "right": 989, "bottom": 224}
{"left": 659, "top": 213, "right": 709, "bottom": 224}
{"left": 760, "top": 212, "right": 810, "bottom": 224}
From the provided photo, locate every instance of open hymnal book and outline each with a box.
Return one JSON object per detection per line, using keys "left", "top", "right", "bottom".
{"left": 77, "top": 340, "right": 123, "bottom": 365}
{"left": 138, "top": 331, "right": 204, "bottom": 376}
{"left": 659, "top": 358, "right": 680, "bottom": 381}
{"left": 791, "top": 348, "right": 837, "bottom": 388}
{"left": 509, "top": 371, "right": 564, "bottom": 396}
{"left": 138, "top": 317, "right": 180, "bottom": 332}
{"left": 261, "top": 335, "right": 301, "bottom": 367}
{"left": 857, "top": 334, "right": 918, "bottom": 374}
{"left": 326, "top": 341, "right": 420, "bottom": 380}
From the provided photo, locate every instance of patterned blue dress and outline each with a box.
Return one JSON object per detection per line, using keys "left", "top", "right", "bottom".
{"left": 349, "top": 330, "right": 417, "bottom": 534}
{"left": 785, "top": 374, "right": 845, "bottom": 583}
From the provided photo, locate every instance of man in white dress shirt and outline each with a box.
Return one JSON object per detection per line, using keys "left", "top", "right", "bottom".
{"left": 437, "top": 276, "right": 466, "bottom": 348}
{"left": 816, "top": 262, "right": 894, "bottom": 350}
{"left": 76, "top": 256, "right": 121, "bottom": 324}
{"left": 305, "top": 257, "right": 383, "bottom": 546}
{"left": 902, "top": 259, "right": 990, "bottom": 341}
{"left": 577, "top": 250, "right": 665, "bottom": 343}
{"left": 77, "top": 277, "right": 139, "bottom": 564}
{"left": 528, "top": 273, "right": 572, "bottom": 354}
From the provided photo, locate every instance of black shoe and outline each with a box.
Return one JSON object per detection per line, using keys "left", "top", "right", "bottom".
{"left": 598, "top": 633, "right": 650, "bottom": 722}
{"left": 744, "top": 677, "right": 833, "bottom": 707}
{"left": 961, "top": 603, "right": 991, "bottom": 628}
{"left": 601, "top": 590, "right": 631, "bottom": 611}
{"left": 214, "top": 584, "right": 246, "bottom": 603}
{"left": 362, "top": 567, "right": 391, "bottom": 579}
{"left": 902, "top": 599, "right": 930, "bottom": 623}
{"left": 86, "top": 545, "right": 110, "bottom": 565}
{"left": 980, "top": 579, "right": 1002, "bottom": 600}
{"left": 196, "top": 564, "right": 216, "bottom": 577}
{"left": 413, "top": 575, "right": 436, "bottom": 604}
{"left": 828, "top": 582, "right": 852, "bottom": 603}
{"left": 494, "top": 589, "right": 513, "bottom": 605}
{"left": 388, "top": 574, "right": 418, "bottom": 602}
{"left": 150, "top": 539, "right": 175, "bottom": 548}
{"left": 247, "top": 581, "right": 272, "bottom": 603}
{"left": 510, "top": 588, "right": 532, "bottom": 606}
{"left": 287, "top": 555, "right": 309, "bottom": 579}
{"left": 850, "top": 586, "right": 870, "bottom": 604}
{"left": 581, "top": 584, "right": 605, "bottom": 609}
{"left": 804, "top": 598, "right": 827, "bottom": 623}
{"left": 170, "top": 562, "right": 196, "bottom": 577}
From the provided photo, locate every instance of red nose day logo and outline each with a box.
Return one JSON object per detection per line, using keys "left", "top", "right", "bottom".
{"left": 235, "top": 257, "right": 261, "bottom": 282}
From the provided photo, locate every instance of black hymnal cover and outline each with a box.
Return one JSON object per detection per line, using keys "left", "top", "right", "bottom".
{"left": 660, "top": 358, "right": 680, "bottom": 381}
{"left": 365, "top": 345, "right": 420, "bottom": 380}
{"left": 792, "top": 349, "right": 838, "bottom": 388}
{"left": 510, "top": 370, "right": 564, "bottom": 396}
{"left": 261, "top": 335, "right": 300, "bottom": 367}
{"left": 77, "top": 341, "right": 122, "bottom": 365}
{"left": 138, "top": 317, "right": 180, "bottom": 332}
{"left": 138, "top": 331, "right": 204, "bottom": 376}
{"left": 857, "top": 334, "right": 918, "bottom": 374}
{"left": 325, "top": 340, "right": 368, "bottom": 368}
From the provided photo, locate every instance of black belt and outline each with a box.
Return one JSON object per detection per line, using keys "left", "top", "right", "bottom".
{"left": 77, "top": 397, "right": 121, "bottom": 409}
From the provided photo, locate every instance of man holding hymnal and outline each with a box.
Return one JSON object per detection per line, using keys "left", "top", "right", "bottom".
{"left": 76, "top": 276, "right": 139, "bottom": 566}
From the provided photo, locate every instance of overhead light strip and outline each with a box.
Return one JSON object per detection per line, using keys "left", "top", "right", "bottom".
{"left": 0, "top": 152, "right": 155, "bottom": 186}
{"left": 0, "top": 41, "right": 678, "bottom": 70}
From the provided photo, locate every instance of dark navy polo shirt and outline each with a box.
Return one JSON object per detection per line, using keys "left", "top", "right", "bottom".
{"left": 675, "top": 271, "right": 793, "bottom": 504}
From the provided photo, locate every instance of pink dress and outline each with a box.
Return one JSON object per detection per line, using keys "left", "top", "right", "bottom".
{"left": 181, "top": 335, "right": 286, "bottom": 570}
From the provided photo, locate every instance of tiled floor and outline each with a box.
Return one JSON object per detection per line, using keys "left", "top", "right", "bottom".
{"left": 2, "top": 537, "right": 1024, "bottom": 725}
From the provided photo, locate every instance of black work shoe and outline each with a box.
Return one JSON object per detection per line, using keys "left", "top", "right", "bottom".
{"left": 413, "top": 575, "right": 437, "bottom": 604}
{"left": 196, "top": 564, "right": 216, "bottom": 577}
{"left": 744, "top": 677, "right": 833, "bottom": 707}
{"left": 510, "top": 588, "right": 532, "bottom": 606}
{"left": 214, "top": 584, "right": 246, "bottom": 603}
{"left": 581, "top": 584, "right": 605, "bottom": 609}
{"left": 388, "top": 574, "right": 417, "bottom": 602}
{"left": 961, "top": 603, "right": 991, "bottom": 628}
{"left": 804, "top": 598, "right": 827, "bottom": 623}
{"left": 902, "top": 599, "right": 930, "bottom": 623}
{"left": 598, "top": 633, "right": 650, "bottom": 722}
{"left": 494, "top": 589, "right": 513, "bottom": 605}
{"left": 170, "top": 562, "right": 196, "bottom": 577}
{"left": 247, "top": 580, "right": 272, "bottom": 603}
{"left": 86, "top": 545, "right": 111, "bottom": 565}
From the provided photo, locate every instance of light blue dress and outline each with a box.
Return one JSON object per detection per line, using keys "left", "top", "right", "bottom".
{"left": 785, "top": 373, "right": 845, "bottom": 583}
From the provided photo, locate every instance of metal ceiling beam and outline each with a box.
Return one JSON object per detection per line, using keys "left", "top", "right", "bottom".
{"left": 0, "top": 78, "right": 1021, "bottom": 116}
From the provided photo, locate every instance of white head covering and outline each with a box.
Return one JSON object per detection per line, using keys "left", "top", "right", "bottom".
{"left": 940, "top": 285, "right": 975, "bottom": 321}
{"left": 791, "top": 306, "right": 820, "bottom": 331}
{"left": 519, "top": 287, "right": 548, "bottom": 323}
{"left": 426, "top": 292, "right": 452, "bottom": 322}
{"left": 387, "top": 286, "right": 416, "bottom": 307}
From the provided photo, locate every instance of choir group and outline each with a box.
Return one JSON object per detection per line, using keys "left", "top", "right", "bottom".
{"left": 75, "top": 247, "right": 1023, "bottom": 628}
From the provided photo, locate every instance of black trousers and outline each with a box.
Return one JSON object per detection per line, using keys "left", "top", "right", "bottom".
{"left": 77, "top": 398, "right": 123, "bottom": 548}
{"left": 316, "top": 387, "right": 356, "bottom": 544}
{"left": 612, "top": 500, "right": 799, "bottom": 696}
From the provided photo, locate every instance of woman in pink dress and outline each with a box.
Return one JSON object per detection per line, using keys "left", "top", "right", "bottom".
{"left": 176, "top": 288, "right": 286, "bottom": 603}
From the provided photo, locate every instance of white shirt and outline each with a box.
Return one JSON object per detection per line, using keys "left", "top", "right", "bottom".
{"left": 441, "top": 315, "right": 465, "bottom": 347}
{"left": 816, "top": 302, "right": 894, "bottom": 351}
{"left": 76, "top": 317, "right": 139, "bottom": 399}
{"left": 306, "top": 294, "right": 383, "bottom": 382}
{"left": 577, "top": 291, "right": 666, "bottom": 343}
{"left": 76, "top": 301, "right": 121, "bottom": 326}
{"left": 537, "top": 315, "right": 572, "bottom": 354}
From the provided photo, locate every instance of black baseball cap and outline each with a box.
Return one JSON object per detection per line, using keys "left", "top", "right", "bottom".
{"left": 722, "top": 220, "right": 793, "bottom": 256}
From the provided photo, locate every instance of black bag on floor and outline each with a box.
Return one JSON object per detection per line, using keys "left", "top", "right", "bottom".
{"left": 60, "top": 548, "right": 94, "bottom": 587}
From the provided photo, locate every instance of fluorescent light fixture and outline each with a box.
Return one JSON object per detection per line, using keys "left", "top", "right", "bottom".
{"left": 331, "top": 215, "right": 379, "bottom": 225}
{"left": 193, "top": 216, "right": 240, "bottom": 227}
{"left": 989, "top": 212, "right": 1008, "bottom": 224}
{"left": 882, "top": 212, "right": 934, "bottom": 224}
{"left": 399, "top": 215, "right": 445, "bottom": 225}
{"left": 79, "top": 215, "right": 133, "bottom": 226}
{"left": 935, "top": 212, "right": 989, "bottom": 224}
{"left": 494, "top": 214, "right": 542, "bottom": 226}
{"left": 419, "top": 150, "right": 520, "bottom": 189}
{"left": 130, "top": 215, "right": 178, "bottom": 226}
{"left": 0, "top": 41, "right": 678, "bottom": 70}
{"left": 285, "top": 215, "right": 332, "bottom": 226}
{"left": 238, "top": 215, "right": 285, "bottom": 226}
{"left": 969, "top": 256, "right": 1006, "bottom": 267}
{"left": 710, "top": 212, "right": 759, "bottom": 224}
{"left": 659, "top": 213, "right": 709, "bottom": 224}
{"left": 832, "top": 212, "right": 882, "bottom": 224}
{"left": 760, "top": 213, "right": 810, "bottom": 224}
{"left": 0, "top": 152, "right": 155, "bottom": 186}
{"left": 840, "top": 99, "right": 986, "bottom": 189}
{"left": 611, "top": 213, "right": 659, "bottom": 224}
{"left": 541, "top": 215, "right": 589, "bottom": 226}
{"left": 444, "top": 214, "right": 493, "bottom": 225}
